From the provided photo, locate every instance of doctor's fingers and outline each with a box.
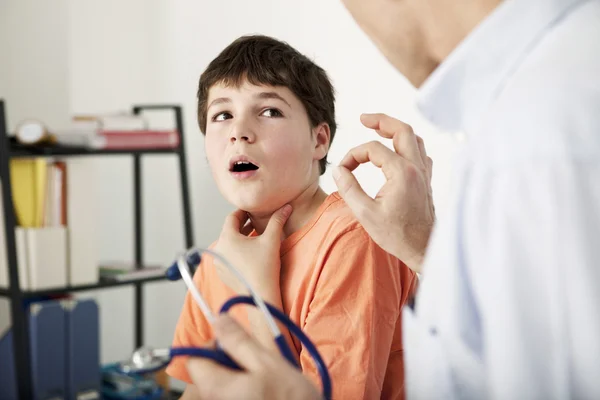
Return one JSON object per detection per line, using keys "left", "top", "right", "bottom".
{"left": 333, "top": 166, "right": 374, "bottom": 222}
{"left": 187, "top": 358, "right": 242, "bottom": 400}
{"left": 415, "top": 135, "right": 433, "bottom": 183}
{"left": 360, "top": 113, "right": 422, "bottom": 166}
{"left": 339, "top": 141, "right": 406, "bottom": 180}
{"left": 212, "top": 314, "right": 271, "bottom": 372}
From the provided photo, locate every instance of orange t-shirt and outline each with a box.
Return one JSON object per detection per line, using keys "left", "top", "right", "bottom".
{"left": 166, "top": 192, "right": 417, "bottom": 399}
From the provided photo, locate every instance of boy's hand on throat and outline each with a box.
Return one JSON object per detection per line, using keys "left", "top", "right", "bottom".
{"left": 213, "top": 204, "right": 293, "bottom": 295}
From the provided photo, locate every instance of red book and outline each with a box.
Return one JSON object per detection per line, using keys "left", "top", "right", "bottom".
{"left": 95, "top": 130, "right": 180, "bottom": 149}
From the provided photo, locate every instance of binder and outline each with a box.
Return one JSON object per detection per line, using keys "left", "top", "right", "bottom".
{"left": 29, "top": 300, "right": 67, "bottom": 400}
{"left": 25, "top": 227, "right": 68, "bottom": 290}
{"left": 0, "top": 299, "right": 16, "bottom": 399}
{"left": 0, "top": 183, "right": 7, "bottom": 287}
{"left": 0, "top": 282, "right": 11, "bottom": 399}
{"left": 5, "top": 158, "right": 96, "bottom": 288}
{"left": 64, "top": 299, "right": 101, "bottom": 400}
{"left": 15, "top": 227, "right": 30, "bottom": 290}
{"left": 65, "top": 159, "right": 98, "bottom": 286}
{"left": 0, "top": 330, "right": 18, "bottom": 400}
{"left": 9, "top": 158, "right": 47, "bottom": 228}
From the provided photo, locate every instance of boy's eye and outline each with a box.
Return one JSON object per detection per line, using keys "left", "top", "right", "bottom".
{"left": 213, "top": 112, "right": 232, "bottom": 122}
{"left": 261, "top": 108, "right": 283, "bottom": 118}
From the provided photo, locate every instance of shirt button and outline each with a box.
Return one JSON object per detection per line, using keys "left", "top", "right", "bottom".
{"left": 455, "top": 131, "right": 467, "bottom": 142}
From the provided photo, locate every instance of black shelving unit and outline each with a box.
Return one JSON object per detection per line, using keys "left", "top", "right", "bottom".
{"left": 0, "top": 99, "right": 194, "bottom": 399}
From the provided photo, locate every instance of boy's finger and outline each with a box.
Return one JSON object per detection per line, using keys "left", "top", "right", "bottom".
{"left": 264, "top": 204, "right": 292, "bottom": 240}
{"left": 213, "top": 315, "right": 267, "bottom": 372}
{"left": 333, "top": 166, "right": 374, "bottom": 221}
{"left": 224, "top": 209, "right": 250, "bottom": 233}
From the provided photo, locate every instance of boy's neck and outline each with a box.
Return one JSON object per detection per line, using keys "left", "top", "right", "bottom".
{"left": 249, "top": 183, "right": 328, "bottom": 239}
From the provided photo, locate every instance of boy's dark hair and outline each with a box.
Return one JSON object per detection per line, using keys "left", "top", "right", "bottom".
{"left": 197, "top": 35, "right": 336, "bottom": 175}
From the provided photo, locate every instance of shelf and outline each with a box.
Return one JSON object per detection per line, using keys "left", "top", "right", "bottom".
{"left": 0, "top": 101, "right": 194, "bottom": 398}
{"left": 0, "top": 275, "right": 168, "bottom": 299}
{"left": 8, "top": 141, "right": 181, "bottom": 158}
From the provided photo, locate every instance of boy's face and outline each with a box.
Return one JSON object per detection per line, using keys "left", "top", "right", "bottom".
{"left": 204, "top": 80, "right": 329, "bottom": 214}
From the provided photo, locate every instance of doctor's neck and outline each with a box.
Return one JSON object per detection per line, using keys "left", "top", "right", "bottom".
{"left": 249, "top": 183, "right": 328, "bottom": 239}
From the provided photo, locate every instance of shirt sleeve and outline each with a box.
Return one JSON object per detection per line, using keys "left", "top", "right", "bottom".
{"left": 165, "top": 260, "right": 215, "bottom": 384}
{"left": 299, "top": 226, "right": 416, "bottom": 400}
{"left": 465, "top": 160, "right": 600, "bottom": 398}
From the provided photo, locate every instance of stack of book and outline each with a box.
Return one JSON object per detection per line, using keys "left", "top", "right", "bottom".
{"left": 99, "top": 262, "right": 166, "bottom": 282}
{"left": 15, "top": 112, "right": 180, "bottom": 150}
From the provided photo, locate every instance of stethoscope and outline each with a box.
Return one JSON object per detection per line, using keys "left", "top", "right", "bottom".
{"left": 119, "top": 248, "right": 332, "bottom": 400}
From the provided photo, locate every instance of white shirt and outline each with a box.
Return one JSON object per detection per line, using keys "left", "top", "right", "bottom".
{"left": 403, "top": 0, "right": 600, "bottom": 399}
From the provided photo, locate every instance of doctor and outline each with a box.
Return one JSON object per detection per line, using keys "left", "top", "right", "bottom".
{"left": 186, "top": 0, "right": 600, "bottom": 398}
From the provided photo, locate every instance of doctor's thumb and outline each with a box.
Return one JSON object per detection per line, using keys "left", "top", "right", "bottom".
{"left": 333, "top": 166, "right": 372, "bottom": 217}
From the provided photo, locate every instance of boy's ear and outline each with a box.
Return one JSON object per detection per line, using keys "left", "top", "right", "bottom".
{"left": 313, "top": 122, "right": 331, "bottom": 161}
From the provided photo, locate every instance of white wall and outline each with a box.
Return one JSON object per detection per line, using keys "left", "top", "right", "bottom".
{"left": 65, "top": 1, "right": 216, "bottom": 384}
{"left": 0, "top": 0, "right": 70, "bottom": 129}
{"left": 2, "top": 0, "right": 459, "bottom": 390}
{"left": 166, "top": 0, "right": 459, "bottom": 213}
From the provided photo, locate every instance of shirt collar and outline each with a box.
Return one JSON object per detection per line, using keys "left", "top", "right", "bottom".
{"left": 416, "top": 0, "right": 586, "bottom": 134}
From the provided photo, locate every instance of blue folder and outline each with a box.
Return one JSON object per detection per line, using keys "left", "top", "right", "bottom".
{"left": 29, "top": 300, "right": 67, "bottom": 399}
{"left": 0, "top": 330, "right": 18, "bottom": 400}
{"left": 0, "top": 298, "right": 102, "bottom": 400}
{"left": 65, "top": 299, "right": 101, "bottom": 400}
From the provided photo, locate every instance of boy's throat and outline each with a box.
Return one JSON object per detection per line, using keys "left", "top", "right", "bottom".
{"left": 248, "top": 188, "right": 328, "bottom": 238}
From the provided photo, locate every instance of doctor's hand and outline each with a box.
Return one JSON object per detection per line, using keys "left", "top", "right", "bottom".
{"left": 213, "top": 204, "right": 292, "bottom": 295}
{"left": 333, "top": 113, "right": 435, "bottom": 273}
{"left": 186, "top": 315, "right": 320, "bottom": 400}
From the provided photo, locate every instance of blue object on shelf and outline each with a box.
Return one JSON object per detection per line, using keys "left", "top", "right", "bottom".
{"left": 66, "top": 299, "right": 101, "bottom": 400}
{"left": 101, "top": 363, "right": 163, "bottom": 400}
{"left": 29, "top": 300, "right": 67, "bottom": 399}
{"left": 0, "top": 330, "right": 18, "bottom": 400}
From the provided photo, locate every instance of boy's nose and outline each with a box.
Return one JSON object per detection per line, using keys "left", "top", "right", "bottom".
{"left": 229, "top": 127, "right": 256, "bottom": 143}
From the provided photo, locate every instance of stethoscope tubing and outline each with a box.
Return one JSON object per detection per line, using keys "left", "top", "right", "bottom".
{"left": 136, "top": 249, "right": 333, "bottom": 400}
{"left": 163, "top": 295, "right": 332, "bottom": 400}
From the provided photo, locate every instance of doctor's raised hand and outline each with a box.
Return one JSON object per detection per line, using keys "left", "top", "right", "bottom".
{"left": 333, "top": 113, "right": 435, "bottom": 273}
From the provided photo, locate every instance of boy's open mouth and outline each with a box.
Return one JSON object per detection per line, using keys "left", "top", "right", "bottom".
{"left": 230, "top": 161, "right": 259, "bottom": 173}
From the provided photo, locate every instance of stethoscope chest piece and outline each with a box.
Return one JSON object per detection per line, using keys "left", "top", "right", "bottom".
{"left": 120, "top": 347, "right": 170, "bottom": 374}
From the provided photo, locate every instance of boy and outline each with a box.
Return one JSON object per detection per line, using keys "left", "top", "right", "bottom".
{"left": 167, "top": 35, "right": 417, "bottom": 399}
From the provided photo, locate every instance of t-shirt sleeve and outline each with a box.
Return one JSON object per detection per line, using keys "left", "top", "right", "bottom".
{"left": 299, "top": 226, "right": 415, "bottom": 399}
{"left": 165, "top": 261, "right": 214, "bottom": 384}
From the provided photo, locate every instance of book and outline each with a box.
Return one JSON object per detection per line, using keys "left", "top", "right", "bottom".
{"left": 99, "top": 262, "right": 166, "bottom": 282}
{"left": 42, "top": 161, "right": 67, "bottom": 228}
{"left": 94, "top": 130, "right": 179, "bottom": 149}
{"left": 9, "top": 159, "right": 47, "bottom": 228}
{"left": 65, "top": 159, "right": 97, "bottom": 286}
